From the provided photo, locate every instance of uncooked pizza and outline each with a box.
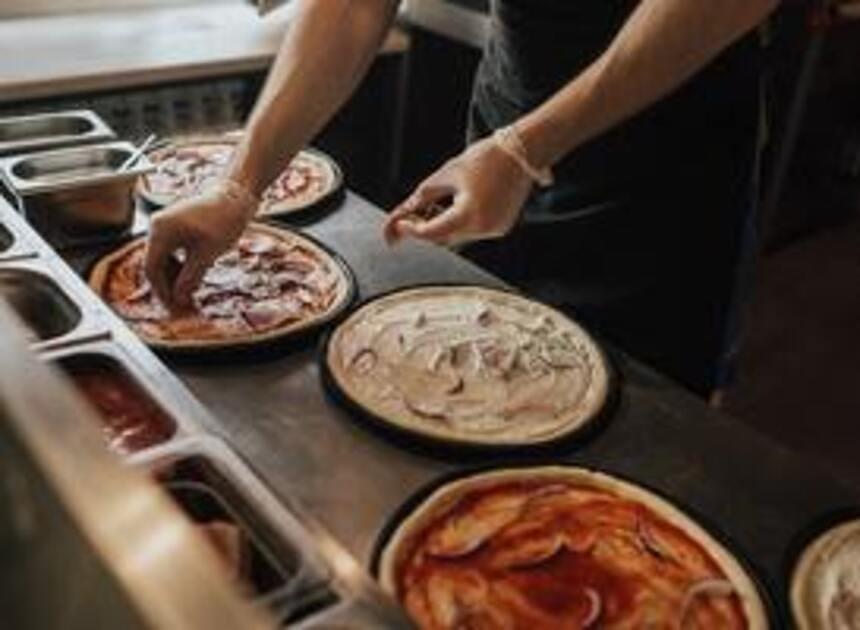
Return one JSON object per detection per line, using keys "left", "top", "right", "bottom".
{"left": 137, "top": 138, "right": 341, "bottom": 216}
{"left": 324, "top": 286, "right": 610, "bottom": 447}
{"left": 379, "top": 467, "right": 769, "bottom": 630}
{"left": 791, "top": 519, "right": 860, "bottom": 630}
{"left": 90, "top": 223, "right": 352, "bottom": 350}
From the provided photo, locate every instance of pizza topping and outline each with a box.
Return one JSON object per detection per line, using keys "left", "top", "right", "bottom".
{"left": 679, "top": 578, "right": 736, "bottom": 628}
{"left": 330, "top": 288, "right": 606, "bottom": 442}
{"left": 576, "top": 588, "right": 600, "bottom": 628}
{"left": 68, "top": 364, "right": 175, "bottom": 455}
{"left": 99, "top": 226, "right": 346, "bottom": 345}
{"left": 142, "top": 142, "right": 336, "bottom": 214}
{"left": 394, "top": 479, "right": 752, "bottom": 630}
{"left": 426, "top": 492, "right": 529, "bottom": 559}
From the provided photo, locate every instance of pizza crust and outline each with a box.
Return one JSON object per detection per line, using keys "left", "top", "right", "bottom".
{"left": 791, "top": 519, "right": 860, "bottom": 629}
{"left": 90, "top": 222, "right": 353, "bottom": 351}
{"left": 325, "top": 286, "right": 610, "bottom": 447}
{"left": 379, "top": 466, "right": 770, "bottom": 629}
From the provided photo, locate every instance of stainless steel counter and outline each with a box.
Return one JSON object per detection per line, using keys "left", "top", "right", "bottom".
{"left": 63, "top": 192, "right": 860, "bottom": 625}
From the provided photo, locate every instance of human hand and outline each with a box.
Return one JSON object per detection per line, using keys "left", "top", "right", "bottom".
{"left": 144, "top": 187, "right": 254, "bottom": 310}
{"left": 383, "top": 136, "right": 533, "bottom": 247}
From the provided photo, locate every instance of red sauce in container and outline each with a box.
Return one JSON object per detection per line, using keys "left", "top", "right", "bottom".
{"left": 67, "top": 360, "right": 176, "bottom": 454}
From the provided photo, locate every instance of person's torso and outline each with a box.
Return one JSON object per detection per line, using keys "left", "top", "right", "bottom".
{"left": 474, "top": 0, "right": 764, "bottom": 195}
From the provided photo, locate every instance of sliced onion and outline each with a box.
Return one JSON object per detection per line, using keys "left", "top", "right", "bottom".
{"left": 582, "top": 588, "right": 602, "bottom": 628}
{"left": 679, "top": 578, "right": 735, "bottom": 628}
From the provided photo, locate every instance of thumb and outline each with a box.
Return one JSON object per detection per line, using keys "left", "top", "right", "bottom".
{"left": 401, "top": 196, "right": 471, "bottom": 246}
{"left": 172, "top": 245, "right": 218, "bottom": 310}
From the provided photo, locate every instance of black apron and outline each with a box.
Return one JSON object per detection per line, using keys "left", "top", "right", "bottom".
{"left": 464, "top": 0, "right": 764, "bottom": 395}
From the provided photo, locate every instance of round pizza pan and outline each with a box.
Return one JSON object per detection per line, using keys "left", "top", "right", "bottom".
{"left": 135, "top": 137, "right": 345, "bottom": 222}
{"left": 370, "top": 464, "right": 778, "bottom": 629}
{"left": 786, "top": 507, "right": 860, "bottom": 630}
{"left": 90, "top": 222, "right": 358, "bottom": 358}
{"left": 318, "top": 284, "right": 618, "bottom": 457}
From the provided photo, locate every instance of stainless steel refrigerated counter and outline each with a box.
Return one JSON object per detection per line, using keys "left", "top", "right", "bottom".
{"left": 58, "top": 192, "right": 860, "bottom": 626}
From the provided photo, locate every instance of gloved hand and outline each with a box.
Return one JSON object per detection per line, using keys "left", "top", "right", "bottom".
{"left": 144, "top": 185, "right": 256, "bottom": 310}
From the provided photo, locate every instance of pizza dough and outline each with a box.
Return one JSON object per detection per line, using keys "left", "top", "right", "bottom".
{"left": 136, "top": 138, "right": 341, "bottom": 217}
{"left": 792, "top": 519, "right": 860, "bottom": 630}
{"left": 325, "top": 286, "right": 610, "bottom": 447}
{"left": 91, "top": 223, "right": 352, "bottom": 351}
{"left": 379, "top": 467, "right": 769, "bottom": 630}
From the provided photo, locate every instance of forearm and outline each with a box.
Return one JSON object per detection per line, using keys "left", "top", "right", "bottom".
{"left": 229, "top": 0, "right": 399, "bottom": 196}
{"left": 517, "top": 0, "right": 779, "bottom": 170}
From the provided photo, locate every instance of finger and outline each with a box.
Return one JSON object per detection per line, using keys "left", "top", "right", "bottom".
{"left": 384, "top": 184, "right": 454, "bottom": 245}
{"left": 144, "top": 224, "right": 180, "bottom": 308}
{"left": 172, "top": 248, "right": 217, "bottom": 310}
{"left": 399, "top": 199, "right": 471, "bottom": 246}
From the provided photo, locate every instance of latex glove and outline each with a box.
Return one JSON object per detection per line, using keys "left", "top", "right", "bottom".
{"left": 383, "top": 136, "right": 533, "bottom": 248}
{"left": 144, "top": 188, "right": 253, "bottom": 310}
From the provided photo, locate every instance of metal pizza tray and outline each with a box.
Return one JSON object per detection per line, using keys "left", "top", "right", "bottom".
{"left": 369, "top": 463, "right": 780, "bottom": 628}
{"left": 318, "top": 283, "right": 619, "bottom": 458}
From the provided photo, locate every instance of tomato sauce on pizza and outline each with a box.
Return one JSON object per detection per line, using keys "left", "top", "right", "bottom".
{"left": 93, "top": 225, "right": 349, "bottom": 348}
{"left": 388, "top": 476, "right": 763, "bottom": 629}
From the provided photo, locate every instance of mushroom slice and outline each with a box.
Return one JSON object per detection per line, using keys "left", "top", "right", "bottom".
{"left": 348, "top": 347, "right": 377, "bottom": 375}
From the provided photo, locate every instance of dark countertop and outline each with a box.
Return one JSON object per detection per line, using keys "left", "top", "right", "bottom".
{"left": 66, "top": 192, "right": 860, "bottom": 626}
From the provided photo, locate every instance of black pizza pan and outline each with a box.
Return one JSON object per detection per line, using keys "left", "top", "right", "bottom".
{"left": 368, "top": 463, "right": 781, "bottom": 628}
{"left": 317, "top": 283, "right": 620, "bottom": 461}
{"left": 87, "top": 222, "right": 359, "bottom": 363}
{"left": 782, "top": 506, "right": 860, "bottom": 627}
{"left": 135, "top": 138, "right": 345, "bottom": 224}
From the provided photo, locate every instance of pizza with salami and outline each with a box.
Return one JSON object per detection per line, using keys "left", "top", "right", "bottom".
{"left": 136, "top": 138, "right": 341, "bottom": 217}
{"left": 378, "top": 467, "right": 769, "bottom": 630}
{"left": 90, "top": 223, "right": 353, "bottom": 350}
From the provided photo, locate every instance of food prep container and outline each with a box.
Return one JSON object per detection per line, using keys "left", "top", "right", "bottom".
{"left": 130, "top": 437, "right": 335, "bottom": 625}
{"left": 0, "top": 258, "right": 108, "bottom": 351}
{"left": 0, "top": 110, "right": 116, "bottom": 157}
{"left": 0, "top": 141, "right": 153, "bottom": 244}
{"left": 42, "top": 340, "right": 211, "bottom": 457}
{"left": 0, "top": 200, "right": 38, "bottom": 261}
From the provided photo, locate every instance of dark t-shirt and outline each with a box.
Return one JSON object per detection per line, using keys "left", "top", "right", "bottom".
{"left": 464, "top": 0, "right": 766, "bottom": 393}
{"left": 473, "top": 0, "right": 763, "bottom": 200}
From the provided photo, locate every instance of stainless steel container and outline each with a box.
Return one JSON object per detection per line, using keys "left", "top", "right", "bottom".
{"left": 0, "top": 258, "right": 108, "bottom": 351}
{"left": 0, "top": 109, "right": 116, "bottom": 157}
{"left": 130, "top": 436, "right": 336, "bottom": 625}
{"left": 0, "top": 141, "right": 153, "bottom": 242}
{"left": 41, "top": 341, "right": 211, "bottom": 456}
{"left": 0, "top": 301, "right": 274, "bottom": 630}
{"left": 0, "top": 198, "right": 38, "bottom": 261}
